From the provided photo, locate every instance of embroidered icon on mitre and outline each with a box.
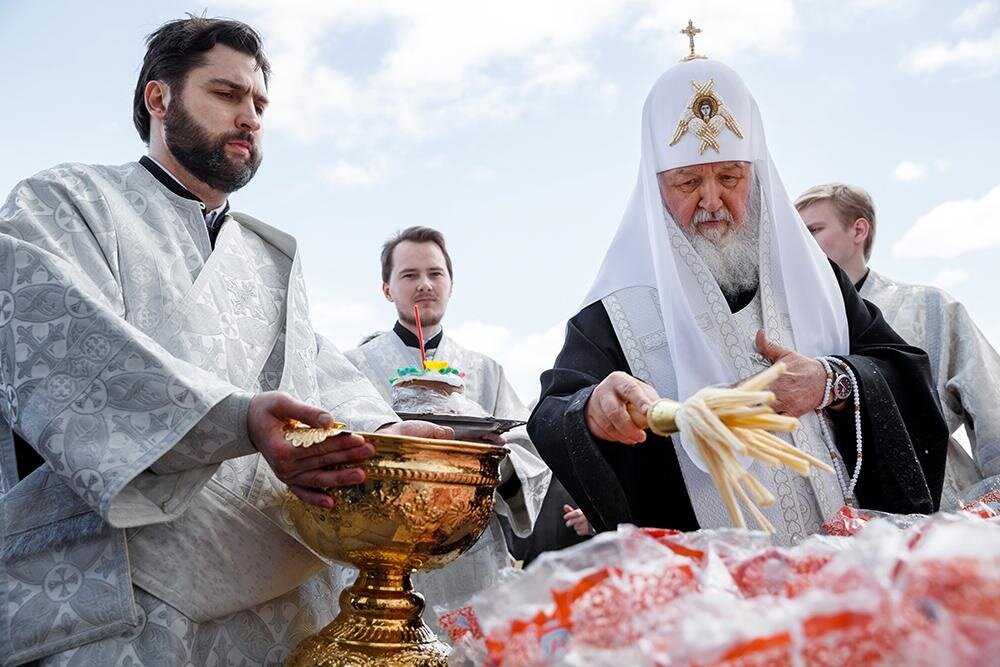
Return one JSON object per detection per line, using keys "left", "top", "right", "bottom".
{"left": 669, "top": 78, "right": 743, "bottom": 155}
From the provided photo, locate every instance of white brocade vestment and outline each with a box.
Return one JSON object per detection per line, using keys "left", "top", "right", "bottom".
{"left": 345, "top": 331, "right": 551, "bottom": 623}
{"left": 861, "top": 270, "right": 1000, "bottom": 507}
{"left": 0, "top": 162, "right": 398, "bottom": 666}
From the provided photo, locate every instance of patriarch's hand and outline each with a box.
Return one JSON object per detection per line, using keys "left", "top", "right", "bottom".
{"left": 585, "top": 371, "right": 660, "bottom": 445}
{"left": 754, "top": 329, "right": 827, "bottom": 417}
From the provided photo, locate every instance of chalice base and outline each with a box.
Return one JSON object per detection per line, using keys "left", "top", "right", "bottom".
{"left": 285, "top": 567, "right": 450, "bottom": 667}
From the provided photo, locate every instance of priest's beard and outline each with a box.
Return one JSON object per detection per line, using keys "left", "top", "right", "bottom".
{"left": 681, "top": 193, "right": 761, "bottom": 300}
{"left": 164, "top": 96, "right": 262, "bottom": 194}
{"left": 398, "top": 305, "right": 444, "bottom": 329}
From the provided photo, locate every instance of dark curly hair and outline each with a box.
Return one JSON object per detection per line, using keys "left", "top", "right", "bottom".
{"left": 133, "top": 16, "right": 271, "bottom": 144}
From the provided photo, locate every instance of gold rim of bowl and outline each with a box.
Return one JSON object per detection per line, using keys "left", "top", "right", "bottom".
{"left": 351, "top": 431, "right": 509, "bottom": 457}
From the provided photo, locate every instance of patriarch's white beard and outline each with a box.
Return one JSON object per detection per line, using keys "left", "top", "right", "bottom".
{"left": 680, "top": 196, "right": 761, "bottom": 300}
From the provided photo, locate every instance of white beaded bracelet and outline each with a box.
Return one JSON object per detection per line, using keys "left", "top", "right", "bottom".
{"left": 814, "top": 356, "right": 863, "bottom": 502}
{"left": 816, "top": 356, "right": 835, "bottom": 410}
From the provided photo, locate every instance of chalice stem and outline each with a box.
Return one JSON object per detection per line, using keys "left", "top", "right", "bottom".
{"left": 341, "top": 567, "right": 433, "bottom": 631}
{"left": 285, "top": 565, "right": 450, "bottom": 666}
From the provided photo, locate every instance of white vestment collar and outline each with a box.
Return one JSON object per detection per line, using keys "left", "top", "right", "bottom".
{"left": 145, "top": 155, "right": 229, "bottom": 225}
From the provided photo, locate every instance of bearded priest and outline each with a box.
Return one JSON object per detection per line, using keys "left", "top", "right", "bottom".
{"left": 527, "top": 33, "right": 949, "bottom": 545}
{"left": 0, "top": 17, "right": 447, "bottom": 666}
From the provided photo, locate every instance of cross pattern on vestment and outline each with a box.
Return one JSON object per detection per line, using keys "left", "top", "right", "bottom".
{"left": 15, "top": 252, "right": 55, "bottom": 285}
{"left": 46, "top": 565, "right": 81, "bottom": 599}
{"left": 72, "top": 380, "right": 107, "bottom": 413}
{"left": 16, "top": 322, "right": 65, "bottom": 379}
{"left": 680, "top": 19, "right": 706, "bottom": 61}
{"left": 111, "top": 413, "right": 154, "bottom": 448}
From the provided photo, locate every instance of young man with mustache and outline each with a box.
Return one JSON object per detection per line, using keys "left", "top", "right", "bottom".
{"left": 345, "top": 226, "right": 561, "bottom": 622}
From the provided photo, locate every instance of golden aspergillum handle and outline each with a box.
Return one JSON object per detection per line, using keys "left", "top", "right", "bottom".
{"left": 628, "top": 398, "right": 681, "bottom": 436}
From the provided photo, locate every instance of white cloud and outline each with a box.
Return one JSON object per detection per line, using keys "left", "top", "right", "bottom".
{"left": 448, "top": 321, "right": 512, "bottom": 360}
{"left": 892, "top": 160, "right": 927, "bottom": 182}
{"left": 309, "top": 299, "right": 382, "bottom": 350}
{"left": 930, "top": 267, "right": 971, "bottom": 290}
{"left": 846, "top": 0, "right": 909, "bottom": 9}
{"left": 803, "top": 0, "right": 915, "bottom": 29}
{"left": 465, "top": 165, "right": 498, "bottom": 183}
{"left": 900, "top": 28, "right": 1000, "bottom": 76}
{"left": 220, "top": 0, "right": 801, "bottom": 149}
{"left": 892, "top": 183, "right": 1000, "bottom": 259}
{"left": 632, "top": 2, "right": 800, "bottom": 59}
{"left": 449, "top": 320, "right": 566, "bottom": 401}
{"left": 953, "top": 1, "right": 998, "bottom": 30}
{"left": 422, "top": 154, "right": 447, "bottom": 170}
{"left": 319, "top": 160, "right": 383, "bottom": 187}
{"left": 220, "top": 0, "right": 621, "bottom": 147}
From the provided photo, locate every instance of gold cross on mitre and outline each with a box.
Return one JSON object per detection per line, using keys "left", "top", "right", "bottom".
{"left": 680, "top": 19, "right": 707, "bottom": 62}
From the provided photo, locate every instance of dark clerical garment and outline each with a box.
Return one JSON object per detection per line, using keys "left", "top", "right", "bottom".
{"left": 528, "top": 262, "right": 949, "bottom": 534}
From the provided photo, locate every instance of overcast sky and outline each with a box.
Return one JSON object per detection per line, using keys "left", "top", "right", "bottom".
{"left": 2, "top": 0, "right": 998, "bottom": 400}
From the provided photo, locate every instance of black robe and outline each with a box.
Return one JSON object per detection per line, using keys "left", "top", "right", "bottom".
{"left": 527, "top": 262, "right": 949, "bottom": 534}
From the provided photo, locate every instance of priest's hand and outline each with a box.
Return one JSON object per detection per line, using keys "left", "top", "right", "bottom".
{"left": 754, "top": 330, "right": 826, "bottom": 417}
{"left": 247, "top": 391, "right": 377, "bottom": 508}
{"left": 585, "top": 371, "right": 660, "bottom": 445}
{"left": 375, "top": 420, "right": 454, "bottom": 440}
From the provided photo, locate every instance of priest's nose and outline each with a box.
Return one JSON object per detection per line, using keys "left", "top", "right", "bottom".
{"left": 237, "top": 101, "right": 262, "bottom": 133}
{"left": 698, "top": 182, "right": 723, "bottom": 213}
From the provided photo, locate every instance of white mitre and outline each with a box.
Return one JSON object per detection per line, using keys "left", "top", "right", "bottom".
{"left": 583, "top": 56, "right": 850, "bottom": 469}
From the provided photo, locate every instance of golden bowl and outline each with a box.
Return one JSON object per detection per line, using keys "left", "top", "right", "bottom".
{"left": 284, "top": 431, "right": 506, "bottom": 666}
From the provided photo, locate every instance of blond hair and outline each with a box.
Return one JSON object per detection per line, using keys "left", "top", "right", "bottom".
{"left": 795, "top": 183, "right": 876, "bottom": 260}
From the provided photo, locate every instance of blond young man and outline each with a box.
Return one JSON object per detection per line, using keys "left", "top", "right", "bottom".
{"left": 797, "top": 183, "right": 1000, "bottom": 508}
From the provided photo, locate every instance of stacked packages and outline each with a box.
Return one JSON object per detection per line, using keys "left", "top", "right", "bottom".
{"left": 439, "top": 493, "right": 1000, "bottom": 666}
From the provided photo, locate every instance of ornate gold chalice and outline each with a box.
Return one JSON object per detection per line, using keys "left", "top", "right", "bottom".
{"left": 284, "top": 429, "right": 507, "bottom": 666}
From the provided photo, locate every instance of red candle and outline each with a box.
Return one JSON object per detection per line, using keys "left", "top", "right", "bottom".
{"left": 413, "top": 304, "right": 427, "bottom": 368}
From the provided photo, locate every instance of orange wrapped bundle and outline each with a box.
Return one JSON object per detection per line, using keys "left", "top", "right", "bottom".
{"left": 479, "top": 559, "right": 700, "bottom": 664}
{"left": 728, "top": 547, "right": 837, "bottom": 599}
{"left": 440, "top": 527, "right": 704, "bottom": 665}
{"left": 691, "top": 607, "right": 911, "bottom": 667}
{"left": 822, "top": 490, "right": 1000, "bottom": 537}
{"left": 891, "top": 517, "right": 1000, "bottom": 665}
{"left": 960, "top": 488, "right": 1000, "bottom": 518}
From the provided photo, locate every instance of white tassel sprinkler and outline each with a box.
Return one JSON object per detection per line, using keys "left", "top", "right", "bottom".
{"left": 628, "top": 362, "right": 834, "bottom": 533}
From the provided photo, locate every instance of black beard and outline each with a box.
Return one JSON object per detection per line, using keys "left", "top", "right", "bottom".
{"left": 164, "top": 97, "right": 262, "bottom": 194}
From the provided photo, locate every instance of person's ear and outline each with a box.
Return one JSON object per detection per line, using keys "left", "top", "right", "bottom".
{"left": 145, "top": 80, "right": 170, "bottom": 122}
{"left": 853, "top": 218, "right": 870, "bottom": 248}
{"left": 382, "top": 282, "right": 392, "bottom": 301}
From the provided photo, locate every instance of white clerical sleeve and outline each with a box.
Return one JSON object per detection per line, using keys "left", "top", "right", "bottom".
{"left": 939, "top": 301, "right": 1000, "bottom": 501}
{"left": 315, "top": 333, "right": 399, "bottom": 432}
{"left": 0, "top": 190, "right": 244, "bottom": 529}
{"left": 149, "top": 392, "right": 255, "bottom": 474}
{"left": 490, "top": 366, "right": 551, "bottom": 536}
